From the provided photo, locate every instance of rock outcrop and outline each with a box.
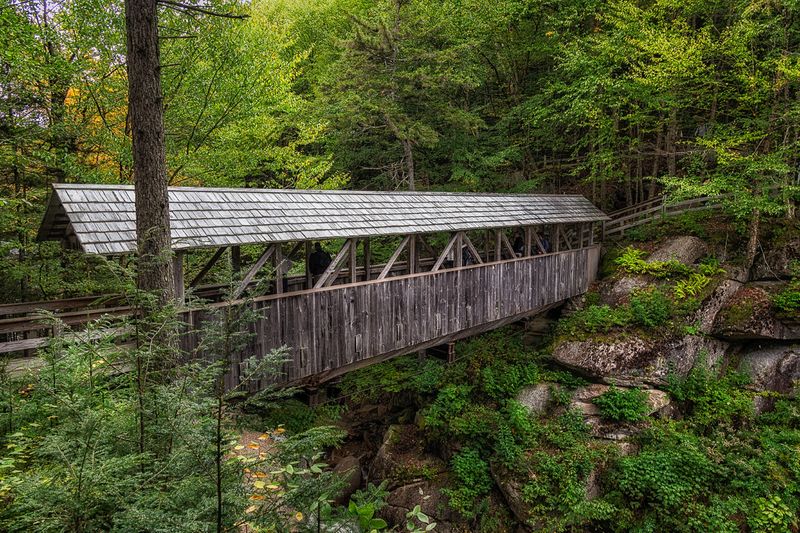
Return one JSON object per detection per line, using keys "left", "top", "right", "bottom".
{"left": 714, "top": 285, "right": 800, "bottom": 341}
{"left": 606, "top": 236, "right": 708, "bottom": 306}
{"left": 369, "top": 425, "right": 458, "bottom": 530}
{"left": 738, "top": 344, "right": 800, "bottom": 395}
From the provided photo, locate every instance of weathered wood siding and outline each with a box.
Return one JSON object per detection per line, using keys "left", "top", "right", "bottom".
{"left": 184, "top": 246, "right": 600, "bottom": 389}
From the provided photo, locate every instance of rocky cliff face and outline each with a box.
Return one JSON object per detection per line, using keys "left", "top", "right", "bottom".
{"left": 552, "top": 236, "right": 798, "bottom": 392}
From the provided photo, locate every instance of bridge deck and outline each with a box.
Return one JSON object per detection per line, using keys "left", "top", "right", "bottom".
{"left": 182, "top": 246, "right": 600, "bottom": 388}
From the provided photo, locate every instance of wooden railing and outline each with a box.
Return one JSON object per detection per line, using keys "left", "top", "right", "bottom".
{"left": 191, "top": 246, "right": 600, "bottom": 389}
{"left": 604, "top": 186, "right": 795, "bottom": 238}
{"left": 1, "top": 246, "right": 601, "bottom": 387}
{"left": 603, "top": 194, "right": 728, "bottom": 238}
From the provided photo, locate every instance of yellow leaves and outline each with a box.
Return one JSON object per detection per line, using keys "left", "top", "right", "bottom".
{"left": 266, "top": 484, "right": 280, "bottom": 491}
{"left": 245, "top": 505, "right": 259, "bottom": 514}
{"left": 253, "top": 480, "right": 266, "bottom": 489}
{"left": 258, "top": 433, "right": 270, "bottom": 441}
{"left": 295, "top": 512, "right": 303, "bottom": 522}
{"left": 249, "top": 494, "right": 265, "bottom": 501}
{"left": 247, "top": 442, "right": 260, "bottom": 450}
{"left": 274, "top": 427, "right": 286, "bottom": 434}
{"left": 234, "top": 445, "right": 245, "bottom": 450}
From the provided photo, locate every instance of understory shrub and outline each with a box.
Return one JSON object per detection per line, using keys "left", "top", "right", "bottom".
{"left": 629, "top": 289, "right": 672, "bottom": 327}
{"left": 614, "top": 247, "right": 691, "bottom": 279}
{"left": 444, "top": 448, "right": 493, "bottom": 518}
{"left": 592, "top": 386, "right": 650, "bottom": 422}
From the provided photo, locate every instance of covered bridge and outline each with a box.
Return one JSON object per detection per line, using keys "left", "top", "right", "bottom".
{"left": 24, "top": 184, "right": 609, "bottom": 388}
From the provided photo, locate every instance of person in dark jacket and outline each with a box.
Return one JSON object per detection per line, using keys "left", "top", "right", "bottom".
{"left": 309, "top": 243, "right": 332, "bottom": 277}
{"left": 513, "top": 234, "right": 524, "bottom": 257}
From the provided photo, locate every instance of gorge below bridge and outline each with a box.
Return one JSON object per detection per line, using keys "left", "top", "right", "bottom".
{"left": 6, "top": 185, "right": 609, "bottom": 391}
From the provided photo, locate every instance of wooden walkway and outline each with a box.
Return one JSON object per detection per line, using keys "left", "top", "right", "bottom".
{"left": 602, "top": 194, "right": 725, "bottom": 238}
{"left": 603, "top": 186, "right": 794, "bottom": 238}
{"left": 1, "top": 246, "right": 600, "bottom": 387}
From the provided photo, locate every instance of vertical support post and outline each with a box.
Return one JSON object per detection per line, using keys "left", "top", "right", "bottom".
{"left": 494, "top": 230, "right": 502, "bottom": 261}
{"left": 524, "top": 227, "right": 532, "bottom": 257}
{"left": 363, "top": 238, "right": 371, "bottom": 281}
{"left": 455, "top": 232, "right": 464, "bottom": 267}
{"left": 173, "top": 251, "right": 185, "bottom": 304}
{"left": 305, "top": 241, "right": 313, "bottom": 289}
{"left": 589, "top": 222, "right": 595, "bottom": 245}
{"left": 554, "top": 225, "right": 561, "bottom": 252}
{"left": 409, "top": 235, "right": 417, "bottom": 274}
{"left": 447, "top": 342, "right": 456, "bottom": 363}
{"left": 484, "top": 229, "right": 491, "bottom": 262}
{"left": 231, "top": 245, "right": 241, "bottom": 275}
{"left": 349, "top": 238, "right": 358, "bottom": 283}
{"left": 274, "top": 244, "right": 284, "bottom": 294}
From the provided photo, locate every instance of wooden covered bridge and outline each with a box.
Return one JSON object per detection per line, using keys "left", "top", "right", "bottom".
{"left": 8, "top": 184, "right": 608, "bottom": 388}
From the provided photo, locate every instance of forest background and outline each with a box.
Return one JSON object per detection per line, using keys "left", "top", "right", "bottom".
{"left": 2, "top": 0, "right": 799, "bottom": 299}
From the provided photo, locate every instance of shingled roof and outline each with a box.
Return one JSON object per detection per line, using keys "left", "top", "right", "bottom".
{"left": 37, "top": 184, "right": 609, "bottom": 255}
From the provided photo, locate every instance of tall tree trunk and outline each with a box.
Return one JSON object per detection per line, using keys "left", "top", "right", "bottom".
{"left": 402, "top": 138, "right": 415, "bottom": 191}
{"left": 125, "top": 0, "right": 175, "bottom": 305}
{"left": 649, "top": 124, "right": 662, "bottom": 198}
{"left": 744, "top": 209, "right": 760, "bottom": 273}
{"left": 666, "top": 108, "right": 677, "bottom": 177}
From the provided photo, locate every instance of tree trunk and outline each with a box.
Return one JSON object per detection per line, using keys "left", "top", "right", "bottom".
{"left": 125, "top": 0, "right": 175, "bottom": 305}
{"left": 402, "top": 138, "right": 415, "bottom": 191}
{"left": 744, "top": 208, "right": 760, "bottom": 273}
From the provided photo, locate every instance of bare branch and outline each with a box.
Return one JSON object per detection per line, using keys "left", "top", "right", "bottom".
{"left": 157, "top": 0, "right": 249, "bottom": 19}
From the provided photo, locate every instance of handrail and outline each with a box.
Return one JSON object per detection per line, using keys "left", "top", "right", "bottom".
{"left": 0, "top": 246, "right": 598, "bottom": 356}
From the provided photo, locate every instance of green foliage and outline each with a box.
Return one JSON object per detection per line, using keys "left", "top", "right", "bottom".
{"left": 557, "top": 304, "right": 630, "bottom": 336}
{"left": 443, "top": 448, "right": 492, "bottom": 518}
{"left": 614, "top": 247, "right": 692, "bottom": 280}
{"left": 629, "top": 289, "right": 672, "bottom": 328}
{"left": 592, "top": 386, "right": 651, "bottom": 423}
{"left": 748, "top": 494, "right": 798, "bottom": 533}
{"left": 340, "top": 355, "right": 445, "bottom": 404}
{"left": 772, "top": 274, "right": 800, "bottom": 314}
{"left": 666, "top": 364, "right": 753, "bottom": 429}
{"left": 674, "top": 273, "right": 712, "bottom": 300}
{"left": 480, "top": 360, "right": 539, "bottom": 401}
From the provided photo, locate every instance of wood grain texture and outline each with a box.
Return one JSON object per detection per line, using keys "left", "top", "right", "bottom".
{"left": 185, "top": 246, "right": 600, "bottom": 388}
{"left": 38, "top": 184, "right": 609, "bottom": 255}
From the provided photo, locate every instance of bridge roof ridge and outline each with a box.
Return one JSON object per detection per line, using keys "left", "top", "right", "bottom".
{"left": 38, "top": 184, "right": 609, "bottom": 255}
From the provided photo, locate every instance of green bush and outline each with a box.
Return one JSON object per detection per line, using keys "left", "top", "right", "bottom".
{"left": 614, "top": 247, "right": 692, "bottom": 279}
{"left": 666, "top": 364, "right": 753, "bottom": 429}
{"left": 480, "top": 360, "right": 539, "bottom": 400}
{"left": 444, "top": 448, "right": 493, "bottom": 518}
{"left": 592, "top": 386, "right": 650, "bottom": 422}
{"left": 674, "top": 272, "right": 712, "bottom": 300}
{"left": 558, "top": 304, "right": 630, "bottom": 336}
{"left": 772, "top": 281, "right": 800, "bottom": 314}
{"left": 629, "top": 289, "right": 672, "bottom": 328}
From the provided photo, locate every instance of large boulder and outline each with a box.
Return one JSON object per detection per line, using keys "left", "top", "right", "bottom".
{"left": 606, "top": 236, "right": 709, "bottom": 305}
{"left": 516, "top": 383, "right": 558, "bottom": 415}
{"left": 551, "top": 337, "right": 659, "bottom": 383}
{"left": 646, "top": 236, "right": 709, "bottom": 264}
{"left": 369, "top": 425, "right": 446, "bottom": 487}
{"left": 369, "top": 425, "right": 460, "bottom": 530}
{"left": 714, "top": 285, "right": 800, "bottom": 341}
{"left": 379, "top": 478, "right": 460, "bottom": 532}
{"left": 332, "top": 455, "right": 363, "bottom": 505}
{"left": 693, "top": 279, "right": 743, "bottom": 334}
{"left": 738, "top": 344, "right": 800, "bottom": 395}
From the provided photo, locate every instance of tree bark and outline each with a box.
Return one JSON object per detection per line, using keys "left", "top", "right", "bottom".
{"left": 125, "top": 0, "right": 175, "bottom": 305}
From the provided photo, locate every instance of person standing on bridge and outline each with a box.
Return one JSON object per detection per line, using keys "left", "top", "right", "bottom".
{"left": 309, "top": 243, "right": 332, "bottom": 282}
